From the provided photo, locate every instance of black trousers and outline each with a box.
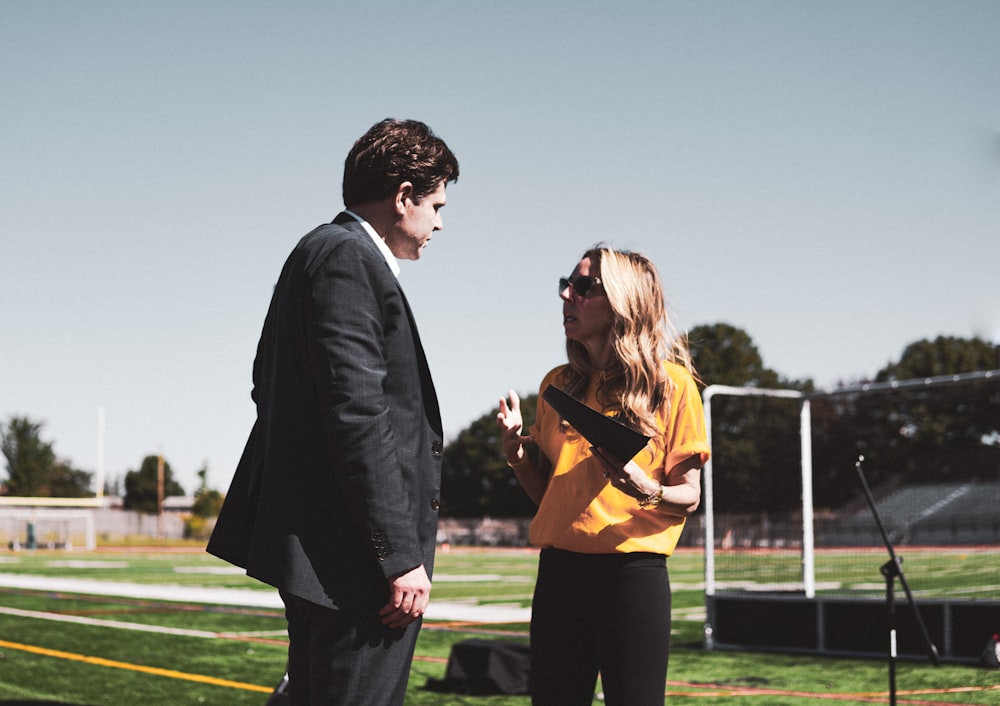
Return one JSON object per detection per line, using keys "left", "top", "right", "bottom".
{"left": 530, "top": 548, "right": 672, "bottom": 706}
{"left": 280, "top": 591, "right": 420, "bottom": 706}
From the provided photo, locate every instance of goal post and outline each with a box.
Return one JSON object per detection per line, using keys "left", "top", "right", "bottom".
{"left": 702, "top": 385, "right": 812, "bottom": 598}
{"left": 0, "top": 497, "right": 99, "bottom": 551}
{"left": 702, "top": 369, "right": 1000, "bottom": 656}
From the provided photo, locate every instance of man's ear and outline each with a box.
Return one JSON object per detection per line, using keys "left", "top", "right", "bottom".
{"left": 394, "top": 181, "right": 414, "bottom": 215}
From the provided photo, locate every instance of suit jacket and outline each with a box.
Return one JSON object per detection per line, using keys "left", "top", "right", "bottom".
{"left": 207, "top": 213, "right": 444, "bottom": 615}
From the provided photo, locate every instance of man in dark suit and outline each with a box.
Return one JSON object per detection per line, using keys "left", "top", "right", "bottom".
{"left": 207, "top": 118, "right": 459, "bottom": 705}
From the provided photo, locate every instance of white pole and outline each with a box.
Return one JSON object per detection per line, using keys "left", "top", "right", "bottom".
{"left": 85, "top": 511, "right": 96, "bottom": 551}
{"left": 800, "top": 399, "right": 816, "bottom": 598}
{"left": 702, "top": 391, "right": 716, "bottom": 599}
{"left": 702, "top": 389, "right": 717, "bottom": 650}
{"left": 96, "top": 406, "right": 105, "bottom": 500}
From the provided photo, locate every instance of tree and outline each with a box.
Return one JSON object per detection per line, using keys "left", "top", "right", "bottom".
{"left": 810, "top": 335, "right": 1000, "bottom": 505}
{"left": 1, "top": 416, "right": 55, "bottom": 496}
{"left": 191, "top": 466, "right": 223, "bottom": 518}
{"left": 1, "top": 416, "right": 93, "bottom": 497}
{"left": 688, "top": 322, "right": 781, "bottom": 388}
{"left": 123, "top": 455, "right": 185, "bottom": 513}
{"left": 46, "top": 460, "right": 94, "bottom": 498}
{"left": 186, "top": 466, "right": 224, "bottom": 539}
{"left": 687, "top": 324, "right": 809, "bottom": 514}
{"left": 876, "top": 335, "right": 997, "bottom": 382}
{"left": 873, "top": 336, "right": 999, "bottom": 483}
{"left": 441, "top": 394, "right": 539, "bottom": 518}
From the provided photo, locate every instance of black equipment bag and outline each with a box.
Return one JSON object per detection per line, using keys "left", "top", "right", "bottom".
{"left": 425, "top": 639, "right": 531, "bottom": 695}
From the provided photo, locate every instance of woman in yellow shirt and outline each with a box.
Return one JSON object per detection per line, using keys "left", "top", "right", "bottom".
{"left": 497, "top": 246, "right": 710, "bottom": 706}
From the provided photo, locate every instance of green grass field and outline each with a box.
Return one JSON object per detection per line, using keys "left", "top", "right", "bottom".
{"left": 0, "top": 546, "right": 996, "bottom": 705}
{"left": 714, "top": 546, "right": 1000, "bottom": 598}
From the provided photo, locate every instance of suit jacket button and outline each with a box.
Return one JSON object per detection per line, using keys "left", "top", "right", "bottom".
{"left": 431, "top": 441, "right": 443, "bottom": 454}
{"left": 430, "top": 498, "right": 440, "bottom": 511}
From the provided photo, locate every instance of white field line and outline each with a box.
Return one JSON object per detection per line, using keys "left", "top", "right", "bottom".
{"left": 0, "top": 571, "right": 282, "bottom": 608}
{"left": 0, "top": 572, "right": 533, "bottom": 623}
{"left": 0, "top": 605, "right": 223, "bottom": 639}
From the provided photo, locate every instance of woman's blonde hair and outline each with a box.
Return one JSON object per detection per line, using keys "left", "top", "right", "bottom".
{"left": 562, "top": 246, "right": 694, "bottom": 437}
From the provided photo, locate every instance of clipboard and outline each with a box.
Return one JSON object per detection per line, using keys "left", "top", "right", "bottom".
{"left": 542, "top": 384, "right": 650, "bottom": 461}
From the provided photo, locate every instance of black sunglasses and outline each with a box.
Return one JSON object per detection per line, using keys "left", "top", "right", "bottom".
{"left": 559, "top": 275, "right": 603, "bottom": 298}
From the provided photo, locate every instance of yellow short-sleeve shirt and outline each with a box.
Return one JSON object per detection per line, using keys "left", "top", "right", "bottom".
{"left": 528, "top": 362, "right": 711, "bottom": 555}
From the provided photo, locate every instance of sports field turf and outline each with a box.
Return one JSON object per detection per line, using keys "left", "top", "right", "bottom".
{"left": 0, "top": 546, "right": 996, "bottom": 705}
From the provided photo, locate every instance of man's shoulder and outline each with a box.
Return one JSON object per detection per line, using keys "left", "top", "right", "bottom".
{"left": 298, "top": 216, "right": 367, "bottom": 249}
{"left": 293, "top": 217, "right": 379, "bottom": 268}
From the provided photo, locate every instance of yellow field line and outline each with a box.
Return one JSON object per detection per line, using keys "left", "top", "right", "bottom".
{"left": 0, "top": 639, "right": 272, "bottom": 694}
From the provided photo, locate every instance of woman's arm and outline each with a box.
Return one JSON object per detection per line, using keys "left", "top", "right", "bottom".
{"left": 497, "top": 390, "right": 550, "bottom": 505}
{"left": 650, "top": 454, "right": 703, "bottom": 516}
{"left": 593, "top": 448, "right": 703, "bottom": 517}
{"left": 506, "top": 454, "right": 550, "bottom": 506}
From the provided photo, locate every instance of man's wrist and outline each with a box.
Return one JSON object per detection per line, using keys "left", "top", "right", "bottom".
{"left": 389, "top": 564, "right": 423, "bottom": 581}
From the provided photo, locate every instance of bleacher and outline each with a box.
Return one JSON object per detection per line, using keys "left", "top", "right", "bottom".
{"left": 821, "top": 481, "right": 1000, "bottom": 546}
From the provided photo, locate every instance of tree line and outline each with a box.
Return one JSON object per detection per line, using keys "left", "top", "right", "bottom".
{"left": 439, "top": 325, "right": 999, "bottom": 518}
{"left": 3, "top": 324, "right": 997, "bottom": 520}
{"left": 0, "top": 420, "right": 221, "bottom": 520}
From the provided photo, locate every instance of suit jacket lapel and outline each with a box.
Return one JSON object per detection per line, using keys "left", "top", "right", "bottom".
{"left": 333, "top": 211, "right": 443, "bottom": 435}
{"left": 398, "top": 289, "right": 443, "bottom": 435}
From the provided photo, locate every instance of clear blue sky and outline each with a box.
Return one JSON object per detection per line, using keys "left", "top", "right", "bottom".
{"left": 2, "top": 1, "right": 998, "bottom": 495}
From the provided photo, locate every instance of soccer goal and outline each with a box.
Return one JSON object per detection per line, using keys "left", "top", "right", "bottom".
{"left": 0, "top": 499, "right": 98, "bottom": 551}
{"left": 701, "top": 369, "right": 1000, "bottom": 662}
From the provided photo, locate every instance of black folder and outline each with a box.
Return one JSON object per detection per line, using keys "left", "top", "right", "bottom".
{"left": 542, "top": 384, "right": 650, "bottom": 461}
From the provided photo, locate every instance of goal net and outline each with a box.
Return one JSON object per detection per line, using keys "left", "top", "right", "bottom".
{"left": 0, "top": 509, "right": 96, "bottom": 551}
{"left": 702, "top": 370, "right": 1000, "bottom": 601}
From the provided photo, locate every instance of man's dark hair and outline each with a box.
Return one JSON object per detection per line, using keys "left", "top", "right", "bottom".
{"left": 342, "top": 119, "right": 459, "bottom": 208}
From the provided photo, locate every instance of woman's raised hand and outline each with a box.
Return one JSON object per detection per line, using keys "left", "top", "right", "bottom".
{"left": 497, "top": 390, "right": 532, "bottom": 465}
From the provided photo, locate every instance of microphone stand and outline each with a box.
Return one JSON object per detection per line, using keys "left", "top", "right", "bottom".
{"left": 854, "top": 455, "right": 939, "bottom": 706}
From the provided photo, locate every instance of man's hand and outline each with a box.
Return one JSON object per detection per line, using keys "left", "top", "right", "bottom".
{"left": 379, "top": 564, "right": 431, "bottom": 629}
